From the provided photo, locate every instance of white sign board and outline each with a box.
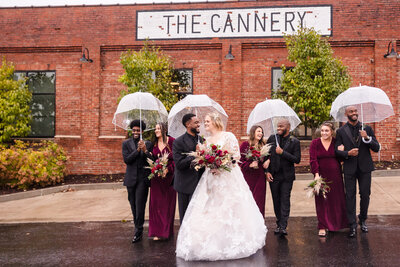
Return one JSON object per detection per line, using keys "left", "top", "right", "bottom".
{"left": 137, "top": 5, "right": 332, "bottom": 40}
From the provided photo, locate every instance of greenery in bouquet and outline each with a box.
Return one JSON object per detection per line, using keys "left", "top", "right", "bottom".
{"left": 187, "top": 143, "right": 236, "bottom": 173}
{"left": 305, "top": 176, "right": 331, "bottom": 199}
{"left": 146, "top": 152, "right": 169, "bottom": 179}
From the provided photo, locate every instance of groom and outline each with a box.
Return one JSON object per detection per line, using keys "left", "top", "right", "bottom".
{"left": 335, "top": 105, "right": 380, "bottom": 237}
{"left": 173, "top": 113, "right": 204, "bottom": 223}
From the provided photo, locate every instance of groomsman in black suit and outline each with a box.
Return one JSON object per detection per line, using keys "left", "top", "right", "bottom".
{"left": 335, "top": 105, "right": 380, "bottom": 237}
{"left": 122, "top": 120, "right": 153, "bottom": 243}
{"left": 266, "top": 118, "right": 301, "bottom": 236}
{"left": 173, "top": 113, "right": 204, "bottom": 223}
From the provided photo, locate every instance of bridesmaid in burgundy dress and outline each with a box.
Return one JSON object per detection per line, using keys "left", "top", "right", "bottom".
{"left": 240, "top": 125, "right": 270, "bottom": 217}
{"left": 309, "top": 122, "right": 348, "bottom": 237}
{"left": 148, "top": 122, "right": 176, "bottom": 240}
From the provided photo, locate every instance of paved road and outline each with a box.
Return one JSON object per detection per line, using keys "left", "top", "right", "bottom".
{"left": 1, "top": 216, "right": 399, "bottom": 266}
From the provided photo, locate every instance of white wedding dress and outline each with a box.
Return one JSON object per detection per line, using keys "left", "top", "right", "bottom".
{"left": 176, "top": 131, "right": 267, "bottom": 261}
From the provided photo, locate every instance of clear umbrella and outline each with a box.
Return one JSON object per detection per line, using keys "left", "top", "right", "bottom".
{"left": 330, "top": 85, "right": 394, "bottom": 128}
{"left": 112, "top": 92, "right": 168, "bottom": 139}
{"left": 246, "top": 98, "right": 301, "bottom": 146}
{"left": 168, "top": 94, "right": 228, "bottom": 138}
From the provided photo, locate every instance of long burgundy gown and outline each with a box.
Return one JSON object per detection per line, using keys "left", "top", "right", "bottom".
{"left": 148, "top": 137, "right": 176, "bottom": 239}
{"left": 239, "top": 141, "right": 266, "bottom": 217}
{"left": 309, "top": 137, "right": 348, "bottom": 231}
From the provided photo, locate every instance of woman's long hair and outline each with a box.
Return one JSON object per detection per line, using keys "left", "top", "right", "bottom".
{"left": 249, "top": 125, "right": 266, "bottom": 150}
{"left": 154, "top": 122, "right": 168, "bottom": 146}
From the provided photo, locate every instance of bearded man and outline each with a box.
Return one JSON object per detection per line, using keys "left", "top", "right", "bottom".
{"left": 335, "top": 106, "right": 380, "bottom": 237}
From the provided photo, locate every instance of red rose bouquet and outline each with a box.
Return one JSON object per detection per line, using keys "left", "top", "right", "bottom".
{"left": 186, "top": 143, "right": 236, "bottom": 173}
{"left": 242, "top": 143, "right": 272, "bottom": 168}
{"left": 146, "top": 152, "right": 169, "bottom": 180}
{"left": 243, "top": 146, "right": 262, "bottom": 161}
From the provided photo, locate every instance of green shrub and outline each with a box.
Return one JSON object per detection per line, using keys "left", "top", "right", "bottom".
{"left": 0, "top": 140, "right": 69, "bottom": 189}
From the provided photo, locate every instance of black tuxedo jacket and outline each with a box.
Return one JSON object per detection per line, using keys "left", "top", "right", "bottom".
{"left": 122, "top": 138, "right": 153, "bottom": 187}
{"left": 173, "top": 132, "right": 204, "bottom": 195}
{"left": 266, "top": 134, "right": 301, "bottom": 181}
{"left": 335, "top": 123, "right": 380, "bottom": 175}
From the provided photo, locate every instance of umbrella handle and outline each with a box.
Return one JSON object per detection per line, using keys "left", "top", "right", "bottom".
{"left": 360, "top": 103, "right": 363, "bottom": 130}
{"left": 271, "top": 119, "right": 279, "bottom": 147}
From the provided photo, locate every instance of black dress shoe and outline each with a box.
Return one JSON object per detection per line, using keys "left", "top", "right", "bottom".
{"left": 359, "top": 221, "right": 368, "bottom": 233}
{"left": 132, "top": 233, "right": 143, "bottom": 243}
{"left": 280, "top": 229, "right": 288, "bottom": 236}
{"left": 274, "top": 227, "right": 281, "bottom": 235}
{"left": 348, "top": 228, "right": 356, "bottom": 238}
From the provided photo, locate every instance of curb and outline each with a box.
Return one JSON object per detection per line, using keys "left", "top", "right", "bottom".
{"left": 0, "top": 183, "right": 124, "bottom": 203}
{"left": 1, "top": 169, "right": 400, "bottom": 203}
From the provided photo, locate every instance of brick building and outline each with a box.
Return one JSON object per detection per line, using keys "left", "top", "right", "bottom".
{"left": 0, "top": 0, "right": 399, "bottom": 174}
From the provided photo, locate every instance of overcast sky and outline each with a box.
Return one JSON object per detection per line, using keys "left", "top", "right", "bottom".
{"left": 1, "top": 0, "right": 223, "bottom": 8}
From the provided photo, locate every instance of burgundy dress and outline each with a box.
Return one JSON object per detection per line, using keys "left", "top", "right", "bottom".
{"left": 309, "top": 137, "right": 348, "bottom": 231}
{"left": 239, "top": 141, "right": 266, "bottom": 217}
{"left": 148, "top": 137, "right": 176, "bottom": 239}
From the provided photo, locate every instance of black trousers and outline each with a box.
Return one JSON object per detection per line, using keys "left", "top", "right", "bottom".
{"left": 127, "top": 181, "right": 149, "bottom": 235}
{"left": 177, "top": 192, "right": 192, "bottom": 224}
{"left": 344, "top": 170, "right": 372, "bottom": 228}
{"left": 269, "top": 178, "right": 294, "bottom": 230}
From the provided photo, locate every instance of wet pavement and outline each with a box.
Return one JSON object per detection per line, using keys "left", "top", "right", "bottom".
{"left": 1, "top": 216, "right": 399, "bottom": 266}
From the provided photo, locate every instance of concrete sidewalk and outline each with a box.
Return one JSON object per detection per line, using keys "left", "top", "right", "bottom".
{"left": 1, "top": 174, "right": 400, "bottom": 224}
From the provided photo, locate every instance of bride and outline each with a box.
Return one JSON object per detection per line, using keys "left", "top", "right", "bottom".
{"left": 176, "top": 113, "right": 267, "bottom": 261}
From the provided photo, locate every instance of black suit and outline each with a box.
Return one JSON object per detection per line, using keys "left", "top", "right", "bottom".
{"left": 335, "top": 122, "right": 380, "bottom": 227}
{"left": 173, "top": 132, "right": 204, "bottom": 223}
{"left": 122, "top": 137, "right": 153, "bottom": 235}
{"left": 267, "top": 134, "right": 301, "bottom": 230}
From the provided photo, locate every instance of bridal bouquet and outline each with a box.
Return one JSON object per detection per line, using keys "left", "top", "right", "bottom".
{"left": 305, "top": 176, "right": 331, "bottom": 199}
{"left": 187, "top": 143, "right": 236, "bottom": 173}
{"left": 146, "top": 152, "right": 169, "bottom": 180}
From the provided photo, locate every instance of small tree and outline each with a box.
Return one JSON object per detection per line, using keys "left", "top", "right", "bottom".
{"left": 0, "top": 59, "right": 32, "bottom": 143}
{"left": 118, "top": 41, "right": 178, "bottom": 111}
{"left": 276, "top": 28, "right": 351, "bottom": 136}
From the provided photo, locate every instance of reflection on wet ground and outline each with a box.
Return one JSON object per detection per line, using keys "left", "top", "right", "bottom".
{"left": 1, "top": 216, "right": 399, "bottom": 266}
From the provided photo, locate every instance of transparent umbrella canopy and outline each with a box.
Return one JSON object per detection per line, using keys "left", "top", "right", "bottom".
{"left": 330, "top": 85, "right": 394, "bottom": 127}
{"left": 246, "top": 98, "right": 301, "bottom": 145}
{"left": 167, "top": 94, "right": 228, "bottom": 138}
{"left": 112, "top": 92, "right": 168, "bottom": 138}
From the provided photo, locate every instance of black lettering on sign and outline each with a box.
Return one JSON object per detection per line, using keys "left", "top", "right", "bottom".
{"left": 211, "top": 14, "right": 221, "bottom": 33}
{"left": 223, "top": 14, "right": 234, "bottom": 33}
{"left": 254, "top": 12, "right": 266, "bottom": 32}
{"left": 285, "top": 12, "right": 295, "bottom": 31}
{"left": 163, "top": 15, "right": 173, "bottom": 34}
{"left": 298, "top": 11, "right": 307, "bottom": 28}
{"left": 238, "top": 13, "right": 250, "bottom": 32}
{"left": 192, "top": 14, "right": 201, "bottom": 34}
{"left": 271, "top": 12, "right": 280, "bottom": 32}
{"left": 177, "top": 15, "right": 187, "bottom": 34}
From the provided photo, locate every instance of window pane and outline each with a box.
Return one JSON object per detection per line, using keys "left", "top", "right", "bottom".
{"left": 27, "top": 72, "right": 55, "bottom": 94}
{"left": 13, "top": 72, "right": 26, "bottom": 81}
{"left": 31, "top": 95, "right": 55, "bottom": 118}
{"left": 172, "top": 69, "right": 193, "bottom": 94}
{"left": 30, "top": 116, "right": 55, "bottom": 137}
{"left": 272, "top": 68, "right": 283, "bottom": 94}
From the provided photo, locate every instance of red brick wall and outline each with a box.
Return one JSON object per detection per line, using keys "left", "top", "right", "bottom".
{"left": 0, "top": 0, "right": 399, "bottom": 174}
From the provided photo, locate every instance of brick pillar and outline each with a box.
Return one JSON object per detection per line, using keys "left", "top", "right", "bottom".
{"left": 373, "top": 40, "right": 400, "bottom": 160}
{"left": 221, "top": 42, "right": 243, "bottom": 137}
